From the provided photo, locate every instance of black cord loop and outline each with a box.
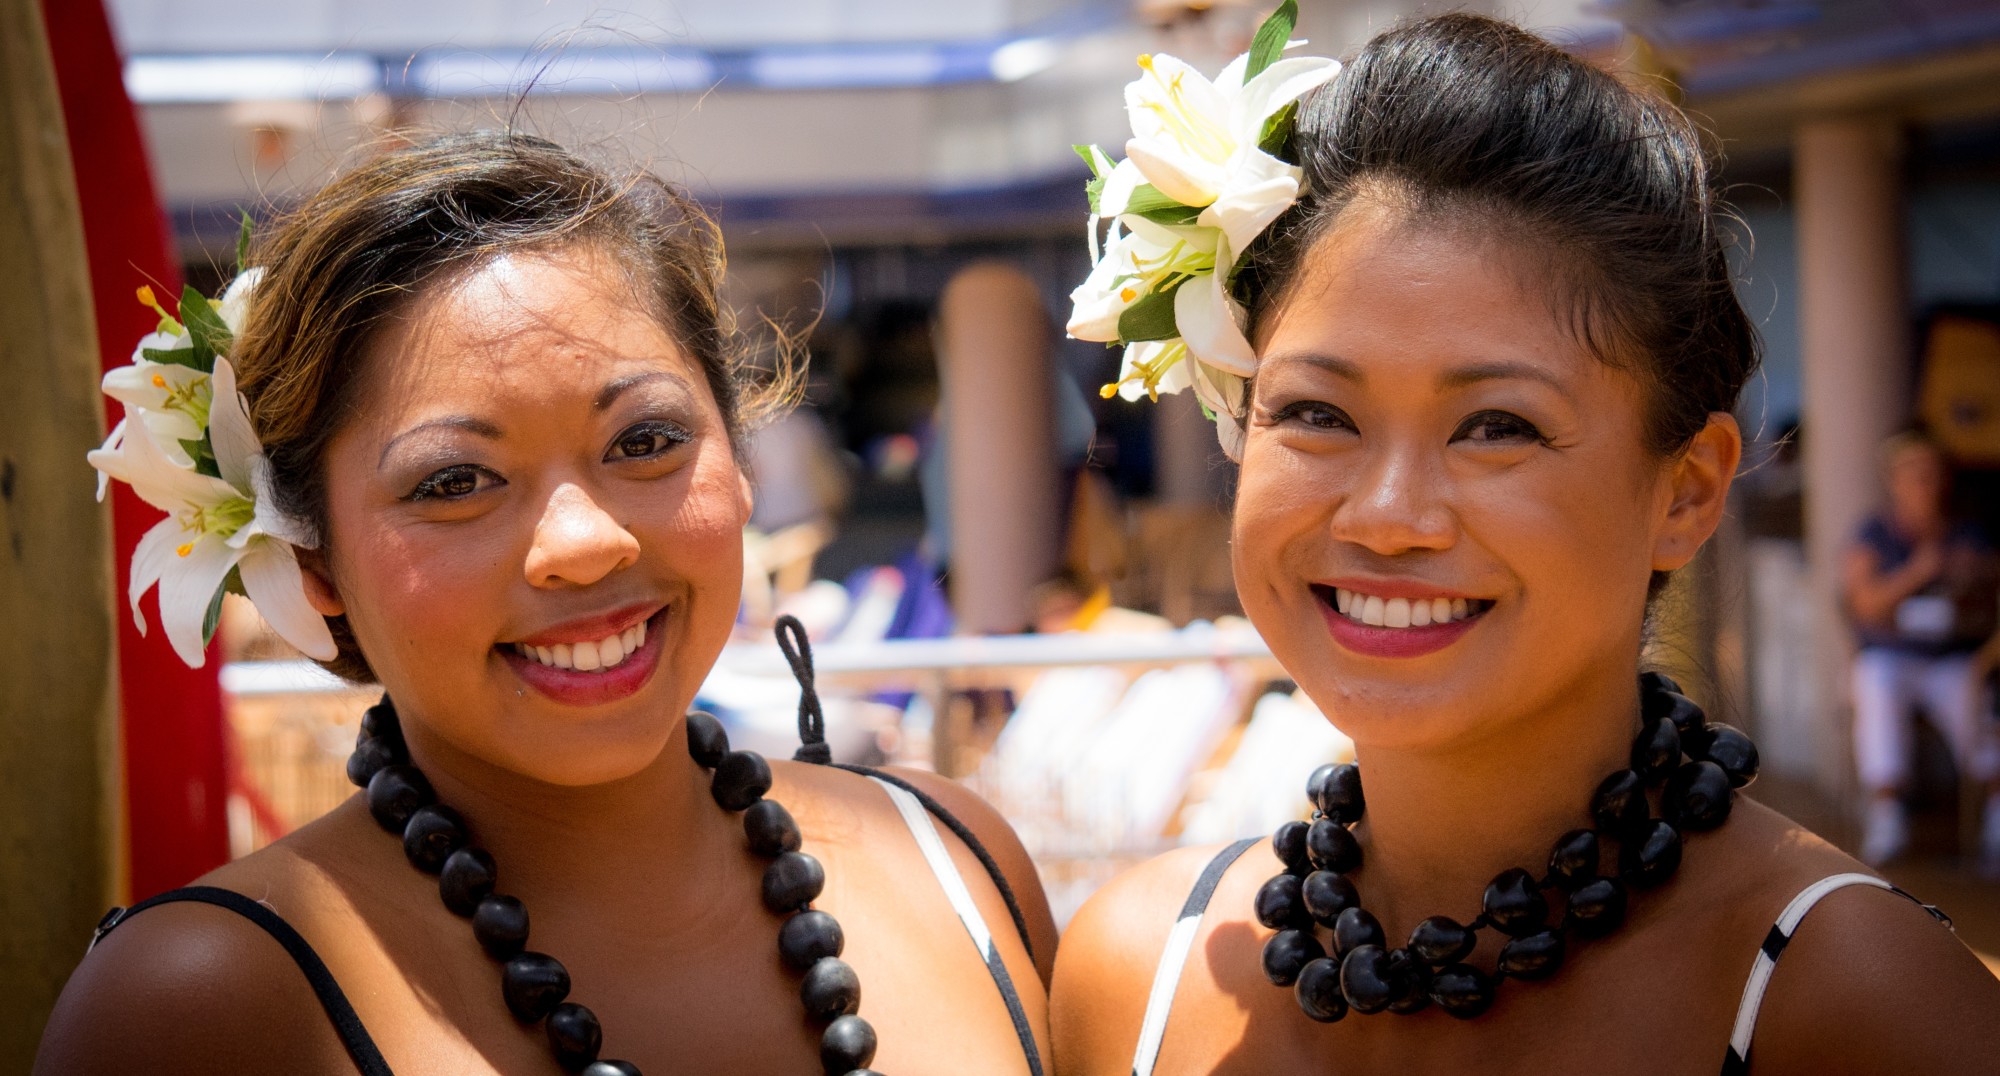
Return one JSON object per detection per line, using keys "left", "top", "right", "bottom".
{"left": 776, "top": 614, "right": 832, "bottom": 765}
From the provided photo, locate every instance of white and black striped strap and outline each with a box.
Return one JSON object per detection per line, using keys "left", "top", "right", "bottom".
{"left": 1130, "top": 837, "right": 1258, "bottom": 1076}
{"left": 1720, "top": 871, "right": 1950, "bottom": 1075}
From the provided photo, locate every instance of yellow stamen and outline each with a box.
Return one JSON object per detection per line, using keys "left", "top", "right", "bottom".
{"left": 1119, "top": 287, "right": 1137, "bottom": 302}
{"left": 176, "top": 542, "right": 194, "bottom": 557}
{"left": 1099, "top": 383, "right": 1119, "bottom": 399}
{"left": 1137, "top": 53, "right": 1153, "bottom": 71}
{"left": 151, "top": 373, "right": 167, "bottom": 389}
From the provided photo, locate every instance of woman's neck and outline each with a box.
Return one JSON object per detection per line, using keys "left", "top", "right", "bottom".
{"left": 1347, "top": 665, "right": 1641, "bottom": 937}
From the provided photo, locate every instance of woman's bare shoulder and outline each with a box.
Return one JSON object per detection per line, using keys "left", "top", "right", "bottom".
{"left": 34, "top": 822, "right": 368, "bottom": 1075}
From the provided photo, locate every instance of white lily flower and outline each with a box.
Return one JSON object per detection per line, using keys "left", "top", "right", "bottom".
{"left": 1122, "top": 50, "right": 1339, "bottom": 230}
{"left": 88, "top": 358, "right": 335, "bottom": 667}
{"left": 1066, "top": 216, "right": 1219, "bottom": 343}
{"left": 215, "top": 267, "right": 264, "bottom": 335}
{"left": 1104, "top": 339, "right": 1194, "bottom": 402}
{"left": 1188, "top": 357, "right": 1249, "bottom": 461}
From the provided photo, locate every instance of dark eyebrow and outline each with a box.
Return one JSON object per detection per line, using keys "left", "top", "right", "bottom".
{"left": 1266, "top": 352, "right": 1366, "bottom": 381}
{"left": 1436, "top": 361, "right": 1573, "bottom": 399}
{"left": 595, "top": 370, "right": 689, "bottom": 410}
{"left": 379, "top": 416, "right": 503, "bottom": 468}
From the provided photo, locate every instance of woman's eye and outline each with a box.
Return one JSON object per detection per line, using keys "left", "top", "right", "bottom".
{"left": 407, "top": 465, "right": 500, "bottom": 501}
{"left": 1454, "top": 410, "right": 1545, "bottom": 444}
{"left": 1272, "top": 401, "right": 1355, "bottom": 431}
{"left": 608, "top": 421, "right": 691, "bottom": 461}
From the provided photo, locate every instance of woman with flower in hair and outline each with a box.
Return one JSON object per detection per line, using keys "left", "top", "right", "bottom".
{"left": 39, "top": 134, "right": 1055, "bottom": 1076}
{"left": 1053, "top": 7, "right": 2000, "bottom": 1074}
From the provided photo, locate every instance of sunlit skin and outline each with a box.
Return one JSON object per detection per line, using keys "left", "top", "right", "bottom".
{"left": 1051, "top": 200, "right": 2000, "bottom": 1075}
{"left": 39, "top": 249, "right": 1056, "bottom": 1075}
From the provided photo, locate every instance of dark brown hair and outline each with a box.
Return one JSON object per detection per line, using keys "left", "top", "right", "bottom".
{"left": 1241, "top": 13, "right": 1760, "bottom": 459}
{"left": 231, "top": 131, "right": 783, "bottom": 680}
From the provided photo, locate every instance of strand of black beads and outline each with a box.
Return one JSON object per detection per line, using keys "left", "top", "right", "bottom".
{"left": 683, "top": 711, "right": 882, "bottom": 1076}
{"left": 1255, "top": 674, "right": 1756, "bottom": 1026}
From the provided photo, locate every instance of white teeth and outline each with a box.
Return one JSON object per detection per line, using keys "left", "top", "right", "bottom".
{"left": 515, "top": 618, "right": 653, "bottom": 673}
{"left": 1330, "top": 588, "right": 1483, "bottom": 630}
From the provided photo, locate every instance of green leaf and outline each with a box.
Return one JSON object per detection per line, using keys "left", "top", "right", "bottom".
{"left": 1134, "top": 203, "right": 1203, "bottom": 226}
{"left": 1117, "top": 279, "right": 1187, "bottom": 342}
{"left": 1086, "top": 175, "right": 1105, "bottom": 216}
{"left": 222, "top": 565, "right": 247, "bottom": 598}
{"left": 1246, "top": 0, "right": 1298, "bottom": 82}
{"left": 1258, "top": 100, "right": 1296, "bottom": 157}
{"left": 1073, "top": 144, "right": 1107, "bottom": 178}
{"left": 143, "top": 345, "right": 205, "bottom": 370}
{"left": 1123, "top": 184, "right": 1190, "bottom": 216}
{"left": 176, "top": 284, "right": 231, "bottom": 372}
{"left": 179, "top": 438, "right": 222, "bottom": 479}
{"left": 200, "top": 584, "right": 227, "bottom": 648}
{"left": 235, "top": 211, "right": 254, "bottom": 274}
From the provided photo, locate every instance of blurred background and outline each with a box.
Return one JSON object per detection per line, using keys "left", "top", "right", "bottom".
{"left": 7, "top": 0, "right": 2000, "bottom": 1060}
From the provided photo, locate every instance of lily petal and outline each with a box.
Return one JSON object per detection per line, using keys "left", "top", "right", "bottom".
{"left": 127, "top": 517, "right": 183, "bottom": 635}
{"left": 1124, "top": 140, "right": 1224, "bottom": 208}
{"left": 239, "top": 540, "right": 337, "bottom": 660}
{"left": 215, "top": 267, "right": 264, "bottom": 335}
{"left": 1173, "top": 261, "right": 1258, "bottom": 377}
{"left": 1200, "top": 152, "right": 1303, "bottom": 259}
{"left": 205, "top": 358, "right": 259, "bottom": 494}
{"left": 1098, "top": 158, "right": 1147, "bottom": 217}
{"left": 1231, "top": 57, "right": 1341, "bottom": 143}
{"left": 250, "top": 456, "right": 317, "bottom": 550}
{"left": 156, "top": 535, "right": 240, "bottom": 668}
{"left": 1189, "top": 360, "right": 1249, "bottom": 461}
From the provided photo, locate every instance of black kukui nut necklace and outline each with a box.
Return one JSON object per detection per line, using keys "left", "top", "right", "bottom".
{"left": 1256, "top": 672, "right": 1759, "bottom": 1023}
{"left": 345, "top": 698, "right": 883, "bottom": 1075}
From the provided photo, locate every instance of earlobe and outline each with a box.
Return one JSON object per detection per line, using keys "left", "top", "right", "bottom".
{"left": 298, "top": 553, "right": 345, "bottom": 618}
{"left": 1652, "top": 412, "right": 1742, "bottom": 572}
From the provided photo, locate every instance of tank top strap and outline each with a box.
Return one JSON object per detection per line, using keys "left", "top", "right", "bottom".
{"left": 91, "top": 885, "right": 394, "bottom": 1076}
{"left": 1720, "top": 871, "right": 1950, "bottom": 1075}
{"left": 868, "top": 774, "right": 1046, "bottom": 1076}
{"left": 1130, "top": 837, "right": 1258, "bottom": 1076}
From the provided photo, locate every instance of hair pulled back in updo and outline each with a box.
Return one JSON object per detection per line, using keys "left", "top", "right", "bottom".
{"left": 1241, "top": 13, "right": 1760, "bottom": 458}
{"left": 230, "top": 131, "right": 785, "bottom": 681}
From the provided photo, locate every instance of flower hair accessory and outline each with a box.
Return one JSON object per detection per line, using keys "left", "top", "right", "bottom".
{"left": 88, "top": 229, "right": 337, "bottom": 668}
{"left": 1065, "top": 0, "right": 1337, "bottom": 459}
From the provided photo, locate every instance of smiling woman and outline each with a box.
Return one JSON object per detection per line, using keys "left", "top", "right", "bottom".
{"left": 1051, "top": 11, "right": 2000, "bottom": 1076}
{"left": 39, "top": 133, "right": 1056, "bottom": 1076}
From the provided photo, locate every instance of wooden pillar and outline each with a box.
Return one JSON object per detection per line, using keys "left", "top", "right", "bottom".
{"left": 0, "top": 0, "right": 120, "bottom": 1064}
{"left": 1795, "top": 116, "right": 1909, "bottom": 801}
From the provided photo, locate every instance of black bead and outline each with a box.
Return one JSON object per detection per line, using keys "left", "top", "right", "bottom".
{"left": 1301, "top": 871, "right": 1359, "bottom": 928}
{"left": 801, "top": 957, "right": 862, "bottom": 1020}
{"left": 1687, "top": 722, "right": 1759, "bottom": 788}
{"left": 402, "top": 804, "right": 469, "bottom": 874}
{"left": 347, "top": 736, "right": 399, "bottom": 788}
{"left": 1630, "top": 717, "right": 1682, "bottom": 782}
{"left": 1566, "top": 876, "right": 1628, "bottom": 938}
{"left": 1429, "top": 963, "right": 1496, "bottom": 1020}
{"left": 779, "top": 909, "right": 845, "bottom": 970}
{"left": 580, "top": 1063, "right": 641, "bottom": 1076}
{"left": 366, "top": 764, "right": 434, "bottom": 834}
{"left": 1621, "top": 820, "right": 1683, "bottom": 888}
{"left": 1271, "top": 820, "right": 1312, "bottom": 877}
{"left": 1643, "top": 689, "right": 1706, "bottom": 738}
{"left": 1496, "top": 930, "right": 1565, "bottom": 980}
{"left": 359, "top": 698, "right": 399, "bottom": 741}
{"left": 473, "top": 894, "right": 530, "bottom": 959}
{"left": 547, "top": 1002, "right": 603, "bottom": 1071}
{"left": 1665, "top": 760, "right": 1734, "bottom": 831}
{"left": 1481, "top": 868, "right": 1547, "bottom": 937}
{"left": 685, "top": 710, "right": 730, "bottom": 769}
{"left": 762, "top": 851, "right": 826, "bottom": 912}
{"left": 1306, "top": 818, "right": 1362, "bottom": 874}
{"left": 1407, "top": 915, "right": 1476, "bottom": 966}
{"left": 1383, "top": 949, "right": 1431, "bottom": 1014}
{"left": 1547, "top": 829, "right": 1600, "bottom": 888}
{"left": 1312, "top": 763, "right": 1364, "bottom": 824}
{"left": 711, "top": 750, "right": 773, "bottom": 811}
{"left": 1589, "top": 769, "right": 1650, "bottom": 835}
{"left": 745, "top": 799, "right": 802, "bottom": 857}
{"left": 1254, "top": 874, "right": 1310, "bottom": 930}
{"left": 820, "top": 1013, "right": 877, "bottom": 1074}
{"left": 1337, "top": 944, "right": 1396, "bottom": 1014}
{"left": 1293, "top": 957, "right": 1348, "bottom": 1022}
{"left": 501, "top": 951, "right": 571, "bottom": 1022}
{"left": 1260, "top": 928, "right": 1325, "bottom": 987}
{"left": 439, "top": 847, "right": 498, "bottom": 917}
{"left": 1638, "top": 669, "right": 1683, "bottom": 698}
{"left": 1332, "top": 906, "right": 1384, "bottom": 957}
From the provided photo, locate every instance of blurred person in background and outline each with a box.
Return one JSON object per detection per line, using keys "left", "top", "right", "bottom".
{"left": 40, "top": 132, "right": 1054, "bottom": 1076}
{"left": 1051, "top": 10, "right": 2000, "bottom": 1075}
{"left": 1843, "top": 429, "right": 2000, "bottom": 868}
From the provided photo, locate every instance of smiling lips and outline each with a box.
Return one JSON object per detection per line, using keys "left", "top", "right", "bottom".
{"left": 513, "top": 619, "right": 647, "bottom": 673}
{"left": 1312, "top": 583, "right": 1490, "bottom": 659}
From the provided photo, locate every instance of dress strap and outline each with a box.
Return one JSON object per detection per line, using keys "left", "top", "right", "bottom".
{"left": 90, "top": 885, "right": 394, "bottom": 1076}
{"left": 870, "top": 775, "right": 1046, "bottom": 1076}
{"left": 1720, "top": 871, "right": 1950, "bottom": 1075}
{"left": 1130, "top": 837, "right": 1258, "bottom": 1076}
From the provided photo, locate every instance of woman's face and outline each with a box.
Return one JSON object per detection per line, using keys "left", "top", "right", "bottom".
{"left": 1232, "top": 203, "right": 1734, "bottom": 751}
{"left": 309, "top": 247, "right": 749, "bottom": 785}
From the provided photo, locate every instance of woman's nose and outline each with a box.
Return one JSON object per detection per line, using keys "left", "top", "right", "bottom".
{"left": 1328, "top": 444, "right": 1457, "bottom": 556}
{"left": 524, "top": 483, "right": 640, "bottom": 588}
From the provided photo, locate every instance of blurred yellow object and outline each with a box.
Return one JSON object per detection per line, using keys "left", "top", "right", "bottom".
{"left": 1919, "top": 315, "right": 2000, "bottom": 466}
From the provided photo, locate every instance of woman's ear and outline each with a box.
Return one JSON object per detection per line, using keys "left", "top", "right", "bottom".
{"left": 299, "top": 551, "right": 345, "bottom": 618}
{"left": 1652, "top": 412, "right": 1742, "bottom": 572}
{"left": 737, "top": 470, "right": 755, "bottom": 523}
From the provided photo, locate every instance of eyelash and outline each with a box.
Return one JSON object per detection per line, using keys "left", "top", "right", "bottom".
{"left": 1269, "top": 402, "right": 1548, "bottom": 446}
{"left": 407, "top": 465, "right": 497, "bottom": 502}
{"left": 607, "top": 420, "right": 693, "bottom": 461}
{"left": 404, "top": 422, "right": 694, "bottom": 502}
